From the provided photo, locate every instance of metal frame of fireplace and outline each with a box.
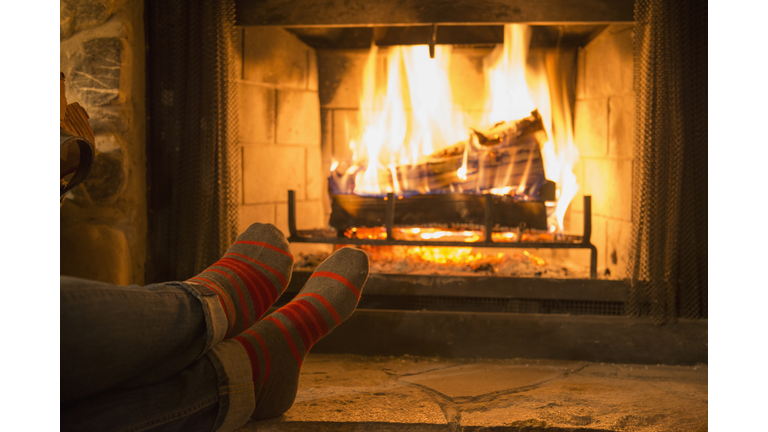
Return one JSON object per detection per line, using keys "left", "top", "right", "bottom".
{"left": 287, "top": 190, "right": 598, "bottom": 279}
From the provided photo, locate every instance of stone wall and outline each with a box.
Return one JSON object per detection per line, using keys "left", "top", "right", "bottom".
{"left": 568, "top": 24, "right": 634, "bottom": 278}
{"left": 60, "top": 0, "right": 146, "bottom": 285}
{"left": 236, "top": 27, "right": 329, "bottom": 254}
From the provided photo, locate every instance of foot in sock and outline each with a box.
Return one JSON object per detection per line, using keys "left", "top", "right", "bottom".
{"left": 220, "top": 247, "right": 369, "bottom": 420}
{"left": 187, "top": 223, "right": 294, "bottom": 339}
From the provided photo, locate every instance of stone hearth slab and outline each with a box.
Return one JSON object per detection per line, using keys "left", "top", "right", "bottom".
{"left": 237, "top": 354, "right": 707, "bottom": 432}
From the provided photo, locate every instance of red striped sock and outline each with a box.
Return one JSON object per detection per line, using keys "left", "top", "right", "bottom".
{"left": 226, "top": 247, "right": 369, "bottom": 420}
{"left": 187, "top": 223, "right": 294, "bottom": 338}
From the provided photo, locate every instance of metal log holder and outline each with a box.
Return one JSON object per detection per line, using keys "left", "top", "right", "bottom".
{"left": 287, "top": 190, "right": 598, "bottom": 279}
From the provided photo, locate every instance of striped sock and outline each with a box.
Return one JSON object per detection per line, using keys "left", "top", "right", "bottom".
{"left": 187, "top": 223, "right": 294, "bottom": 339}
{"left": 225, "top": 247, "right": 369, "bottom": 420}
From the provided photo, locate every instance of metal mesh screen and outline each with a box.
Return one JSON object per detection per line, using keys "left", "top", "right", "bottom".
{"left": 145, "top": 0, "right": 240, "bottom": 282}
{"left": 628, "top": 0, "right": 707, "bottom": 323}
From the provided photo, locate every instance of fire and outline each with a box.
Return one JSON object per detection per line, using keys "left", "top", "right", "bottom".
{"left": 334, "top": 24, "right": 580, "bottom": 233}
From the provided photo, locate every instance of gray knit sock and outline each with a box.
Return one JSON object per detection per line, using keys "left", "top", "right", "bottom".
{"left": 222, "top": 247, "right": 369, "bottom": 420}
{"left": 187, "top": 223, "right": 294, "bottom": 338}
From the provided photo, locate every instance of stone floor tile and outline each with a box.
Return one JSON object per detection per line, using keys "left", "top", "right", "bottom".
{"left": 399, "top": 363, "right": 572, "bottom": 398}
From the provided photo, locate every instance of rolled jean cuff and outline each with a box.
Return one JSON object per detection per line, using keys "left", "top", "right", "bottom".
{"left": 207, "top": 341, "right": 256, "bottom": 431}
{"left": 177, "top": 281, "right": 229, "bottom": 354}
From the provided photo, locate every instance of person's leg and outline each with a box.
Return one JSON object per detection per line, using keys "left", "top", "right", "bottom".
{"left": 61, "top": 223, "right": 293, "bottom": 401}
{"left": 62, "top": 247, "right": 369, "bottom": 432}
{"left": 186, "top": 223, "right": 295, "bottom": 338}
{"left": 210, "top": 247, "right": 369, "bottom": 426}
{"left": 61, "top": 353, "right": 222, "bottom": 432}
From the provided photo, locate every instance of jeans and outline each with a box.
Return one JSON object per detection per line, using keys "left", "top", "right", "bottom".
{"left": 61, "top": 276, "right": 259, "bottom": 431}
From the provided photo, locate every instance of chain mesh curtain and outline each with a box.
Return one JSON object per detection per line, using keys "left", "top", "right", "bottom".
{"left": 145, "top": 0, "right": 240, "bottom": 282}
{"left": 627, "top": 0, "right": 707, "bottom": 323}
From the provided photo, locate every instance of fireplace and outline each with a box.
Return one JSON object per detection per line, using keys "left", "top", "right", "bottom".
{"left": 223, "top": 0, "right": 641, "bottom": 316}
{"left": 140, "top": 0, "right": 706, "bottom": 361}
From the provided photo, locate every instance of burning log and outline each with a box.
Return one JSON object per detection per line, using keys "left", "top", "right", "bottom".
{"left": 329, "top": 193, "right": 548, "bottom": 232}
{"left": 329, "top": 110, "right": 553, "bottom": 200}
{"left": 398, "top": 109, "right": 550, "bottom": 197}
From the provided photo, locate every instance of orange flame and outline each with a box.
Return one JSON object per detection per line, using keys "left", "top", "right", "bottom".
{"left": 338, "top": 24, "right": 580, "bottom": 233}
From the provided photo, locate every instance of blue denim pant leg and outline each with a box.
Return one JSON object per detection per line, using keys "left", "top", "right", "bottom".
{"left": 61, "top": 334, "right": 260, "bottom": 432}
{"left": 61, "top": 352, "right": 221, "bottom": 432}
{"left": 61, "top": 276, "right": 228, "bottom": 402}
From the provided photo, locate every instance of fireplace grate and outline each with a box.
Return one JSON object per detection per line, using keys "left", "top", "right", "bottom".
{"left": 273, "top": 294, "right": 624, "bottom": 316}
{"left": 287, "top": 190, "right": 599, "bottom": 278}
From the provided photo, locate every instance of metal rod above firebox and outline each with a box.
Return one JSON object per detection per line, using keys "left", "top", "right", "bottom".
{"left": 287, "top": 190, "right": 598, "bottom": 279}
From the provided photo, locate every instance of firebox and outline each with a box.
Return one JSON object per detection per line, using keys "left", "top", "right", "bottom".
{"left": 226, "top": 0, "right": 638, "bottom": 317}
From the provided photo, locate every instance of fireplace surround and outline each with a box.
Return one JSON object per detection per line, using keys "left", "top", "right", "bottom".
{"left": 141, "top": 0, "right": 706, "bottom": 362}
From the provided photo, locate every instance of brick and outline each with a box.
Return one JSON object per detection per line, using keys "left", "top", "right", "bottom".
{"left": 608, "top": 94, "right": 635, "bottom": 159}
{"left": 584, "top": 28, "right": 631, "bottom": 98}
{"left": 243, "top": 145, "right": 305, "bottom": 204}
{"left": 306, "top": 146, "right": 324, "bottom": 201}
{"left": 308, "top": 49, "right": 319, "bottom": 91}
{"left": 232, "top": 27, "right": 244, "bottom": 80}
{"left": 563, "top": 209, "right": 584, "bottom": 235}
{"left": 318, "top": 49, "right": 368, "bottom": 108}
{"left": 243, "top": 27, "right": 310, "bottom": 89}
{"left": 449, "top": 48, "right": 487, "bottom": 112}
{"left": 576, "top": 47, "right": 586, "bottom": 100}
{"left": 332, "top": 109, "right": 360, "bottom": 164}
{"left": 583, "top": 158, "right": 632, "bottom": 222}
{"left": 321, "top": 108, "right": 333, "bottom": 164}
{"left": 276, "top": 89, "right": 320, "bottom": 145}
{"left": 567, "top": 159, "right": 586, "bottom": 214}
{"left": 606, "top": 219, "right": 633, "bottom": 279}
{"left": 616, "top": 27, "right": 634, "bottom": 94}
{"left": 239, "top": 82, "right": 275, "bottom": 144}
{"left": 238, "top": 204, "right": 276, "bottom": 234}
{"left": 590, "top": 216, "right": 608, "bottom": 274}
{"left": 575, "top": 99, "right": 608, "bottom": 157}
{"left": 276, "top": 199, "right": 327, "bottom": 236}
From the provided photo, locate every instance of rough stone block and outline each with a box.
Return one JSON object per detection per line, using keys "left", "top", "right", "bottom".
{"left": 243, "top": 145, "right": 305, "bottom": 204}
{"left": 332, "top": 109, "right": 359, "bottom": 164}
{"left": 83, "top": 147, "right": 127, "bottom": 204}
{"left": 276, "top": 89, "right": 321, "bottom": 145}
{"left": 306, "top": 147, "right": 324, "bottom": 201}
{"left": 318, "top": 49, "right": 368, "bottom": 108}
{"left": 583, "top": 158, "right": 633, "bottom": 222}
{"left": 60, "top": 0, "right": 116, "bottom": 40}
{"left": 243, "top": 27, "right": 310, "bottom": 89}
{"left": 60, "top": 223, "right": 131, "bottom": 285}
{"left": 584, "top": 27, "right": 633, "bottom": 98}
{"left": 276, "top": 199, "right": 327, "bottom": 236}
{"left": 606, "top": 219, "right": 633, "bottom": 279}
{"left": 238, "top": 204, "right": 276, "bottom": 234}
{"left": 239, "top": 82, "right": 275, "bottom": 144}
{"left": 575, "top": 99, "right": 608, "bottom": 157}
{"left": 609, "top": 94, "right": 635, "bottom": 159}
{"left": 449, "top": 48, "right": 487, "bottom": 112}
{"left": 69, "top": 37, "right": 123, "bottom": 106}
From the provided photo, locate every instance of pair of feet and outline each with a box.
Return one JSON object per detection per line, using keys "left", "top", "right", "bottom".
{"left": 186, "top": 223, "right": 369, "bottom": 420}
